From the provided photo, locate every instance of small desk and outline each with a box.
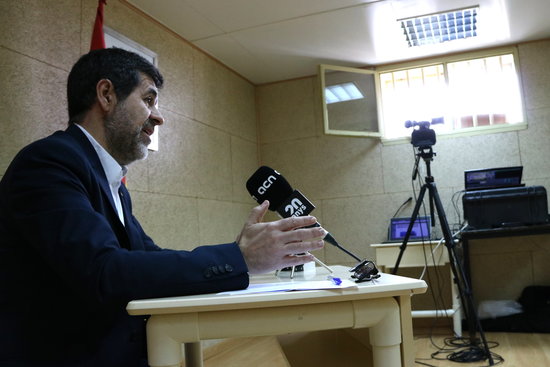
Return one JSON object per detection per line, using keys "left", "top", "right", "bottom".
{"left": 370, "top": 241, "right": 462, "bottom": 336}
{"left": 461, "top": 223, "right": 550, "bottom": 240}
{"left": 461, "top": 223, "right": 550, "bottom": 284}
{"left": 460, "top": 223, "right": 550, "bottom": 304}
{"left": 127, "top": 266, "right": 426, "bottom": 367}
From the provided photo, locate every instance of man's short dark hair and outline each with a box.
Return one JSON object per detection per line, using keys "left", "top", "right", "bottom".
{"left": 67, "top": 48, "right": 164, "bottom": 124}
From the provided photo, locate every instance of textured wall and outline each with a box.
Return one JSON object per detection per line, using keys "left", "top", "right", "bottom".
{"left": 256, "top": 39, "right": 550, "bottom": 304}
{"left": 2, "top": 1, "right": 550, "bottom": 305}
{"left": 0, "top": 0, "right": 259, "bottom": 251}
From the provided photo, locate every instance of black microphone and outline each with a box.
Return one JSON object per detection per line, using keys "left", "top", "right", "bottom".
{"left": 246, "top": 166, "right": 362, "bottom": 262}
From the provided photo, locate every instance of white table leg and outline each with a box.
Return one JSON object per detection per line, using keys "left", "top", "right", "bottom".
{"left": 147, "top": 314, "right": 199, "bottom": 367}
{"left": 396, "top": 295, "right": 415, "bottom": 367}
{"left": 353, "top": 298, "right": 402, "bottom": 367}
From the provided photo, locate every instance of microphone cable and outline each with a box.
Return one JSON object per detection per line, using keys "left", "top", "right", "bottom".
{"left": 408, "top": 150, "right": 504, "bottom": 367}
{"left": 306, "top": 223, "right": 361, "bottom": 262}
{"left": 324, "top": 231, "right": 361, "bottom": 262}
{"left": 392, "top": 196, "right": 413, "bottom": 218}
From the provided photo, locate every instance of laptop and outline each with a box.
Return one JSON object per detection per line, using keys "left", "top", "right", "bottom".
{"left": 385, "top": 216, "right": 431, "bottom": 243}
{"left": 464, "top": 166, "right": 524, "bottom": 192}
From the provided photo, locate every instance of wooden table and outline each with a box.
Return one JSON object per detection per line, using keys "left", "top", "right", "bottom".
{"left": 127, "top": 265, "right": 427, "bottom": 367}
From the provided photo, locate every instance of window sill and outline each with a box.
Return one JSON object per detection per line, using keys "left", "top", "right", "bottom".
{"left": 381, "top": 122, "right": 528, "bottom": 146}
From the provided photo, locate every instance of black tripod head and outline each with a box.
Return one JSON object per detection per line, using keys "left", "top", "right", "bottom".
{"left": 406, "top": 118, "right": 444, "bottom": 177}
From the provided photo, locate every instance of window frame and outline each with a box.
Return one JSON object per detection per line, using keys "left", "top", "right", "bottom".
{"left": 376, "top": 46, "right": 527, "bottom": 145}
{"left": 319, "top": 64, "right": 382, "bottom": 138}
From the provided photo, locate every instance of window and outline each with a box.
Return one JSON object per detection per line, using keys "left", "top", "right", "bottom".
{"left": 378, "top": 48, "right": 525, "bottom": 141}
{"left": 319, "top": 65, "right": 380, "bottom": 137}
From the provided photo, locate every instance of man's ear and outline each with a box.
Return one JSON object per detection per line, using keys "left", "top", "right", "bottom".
{"left": 96, "top": 79, "right": 116, "bottom": 112}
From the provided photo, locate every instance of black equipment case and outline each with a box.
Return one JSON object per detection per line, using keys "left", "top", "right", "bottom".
{"left": 463, "top": 186, "right": 549, "bottom": 229}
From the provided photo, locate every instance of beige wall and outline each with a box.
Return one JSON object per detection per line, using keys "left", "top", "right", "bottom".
{"left": 2, "top": 1, "right": 550, "bottom": 304}
{"left": 0, "top": 0, "right": 259, "bottom": 251}
{"left": 257, "top": 39, "right": 550, "bottom": 303}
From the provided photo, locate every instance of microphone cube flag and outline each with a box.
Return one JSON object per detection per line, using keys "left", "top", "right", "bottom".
{"left": 276, "top": 190, "right": 315, "bottom": 218}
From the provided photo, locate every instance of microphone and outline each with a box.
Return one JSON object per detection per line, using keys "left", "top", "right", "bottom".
{"left": 246, "top": 166, "right": 362, "bottom": 262}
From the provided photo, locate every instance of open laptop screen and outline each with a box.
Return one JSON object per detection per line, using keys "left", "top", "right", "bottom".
{"left": 388, "top": 216, "right": 431, "bottom": 242}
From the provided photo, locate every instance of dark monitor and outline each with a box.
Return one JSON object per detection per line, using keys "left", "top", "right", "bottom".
{"left": 464, "top": 166, "right": 523, "bottom": 192}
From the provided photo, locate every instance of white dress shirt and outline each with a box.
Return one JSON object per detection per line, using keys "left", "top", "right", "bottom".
{"left": 75, "top": 124, "right": 127, "bottom": 225}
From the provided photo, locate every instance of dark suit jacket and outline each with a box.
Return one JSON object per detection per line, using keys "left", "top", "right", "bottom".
{"left": 0, "top": 124, "right": 249, "bottom": 366}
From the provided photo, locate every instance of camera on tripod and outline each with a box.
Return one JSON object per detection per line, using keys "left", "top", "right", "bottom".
{"left": 405, "top": 117, "right": 444, "bottom": 148}
{"left": 396, "top": 115, "right": 495, "bottom": 365}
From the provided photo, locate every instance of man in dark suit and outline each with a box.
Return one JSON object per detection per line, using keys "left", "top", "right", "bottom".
{"left": 0, "top": 48, "right": 325, "bottom": 366}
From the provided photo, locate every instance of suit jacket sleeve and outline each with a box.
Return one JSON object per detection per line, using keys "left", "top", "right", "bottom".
{"left": 1, "top": 127, "right": 249, "bottom": 309}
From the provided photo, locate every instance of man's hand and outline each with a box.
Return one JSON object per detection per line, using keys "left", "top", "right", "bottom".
{"left": 236, "top": 201, "right": 326, "bottom": 275}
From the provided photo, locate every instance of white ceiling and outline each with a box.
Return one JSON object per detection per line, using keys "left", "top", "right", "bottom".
{"left": 125, "top": 0, "right": 550, "bottom": 85}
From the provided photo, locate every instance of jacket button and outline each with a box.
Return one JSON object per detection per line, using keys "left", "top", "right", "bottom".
{"left": 225, "top": 264, "right": 233, "bottom": 273}
{"left": 204, "top": 268, "right": 213, "bottom": 278}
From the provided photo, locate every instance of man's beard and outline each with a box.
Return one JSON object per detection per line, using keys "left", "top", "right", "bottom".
{"left": 104, "top": 106, "right": 150, "bottom": 166}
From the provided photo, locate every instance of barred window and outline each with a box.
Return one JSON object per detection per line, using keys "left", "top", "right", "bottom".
{"left": 378, "top": 49, "right": 525, "bottom": 141}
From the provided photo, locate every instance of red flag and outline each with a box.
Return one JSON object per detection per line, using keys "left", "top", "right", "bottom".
{"left": 90, "top": 0, "right": 107, "bottom": 50}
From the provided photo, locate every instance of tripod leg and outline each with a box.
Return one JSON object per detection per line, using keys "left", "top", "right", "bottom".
{"left": 428, "top": 183, "right": 495, "bottom": 365}
{"left": 392, "top": 184, "right": 428, "bottom": 275}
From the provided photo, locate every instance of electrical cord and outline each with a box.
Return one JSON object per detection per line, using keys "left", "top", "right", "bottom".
{"left": 431, "top": 337, "right": 504, "bottom": 365}
{"left": 416, "top": 223, "right": 506, "bottom": 365}
{"left": 412, "top": 158, "right": 449, "bottom": 318}
{"left": 450, "top": 189, "right": 467, "bottom": 232}
{"left": 409, "top": 147, "right": 504, "bottom": 366}
{"left": 409, "top": 149, "right": 455, "bottom": 351}
{"left": 415, "top": 325, "right": 505, "bottom": 366}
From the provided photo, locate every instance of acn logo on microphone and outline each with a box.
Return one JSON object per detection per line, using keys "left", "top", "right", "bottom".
{"left": 257, "top": 170, "right": 280, "bottom": 195}
{"left": 257, "top": 175, "right": 276, "bottom": 195}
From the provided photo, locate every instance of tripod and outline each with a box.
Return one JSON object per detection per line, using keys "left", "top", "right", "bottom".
{"left": 392, "top": 145, "right": 495, "bottom": 365}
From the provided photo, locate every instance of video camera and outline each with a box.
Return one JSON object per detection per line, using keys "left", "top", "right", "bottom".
{"left": 405, "top": 117, "right": 444, "bottom": 148}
